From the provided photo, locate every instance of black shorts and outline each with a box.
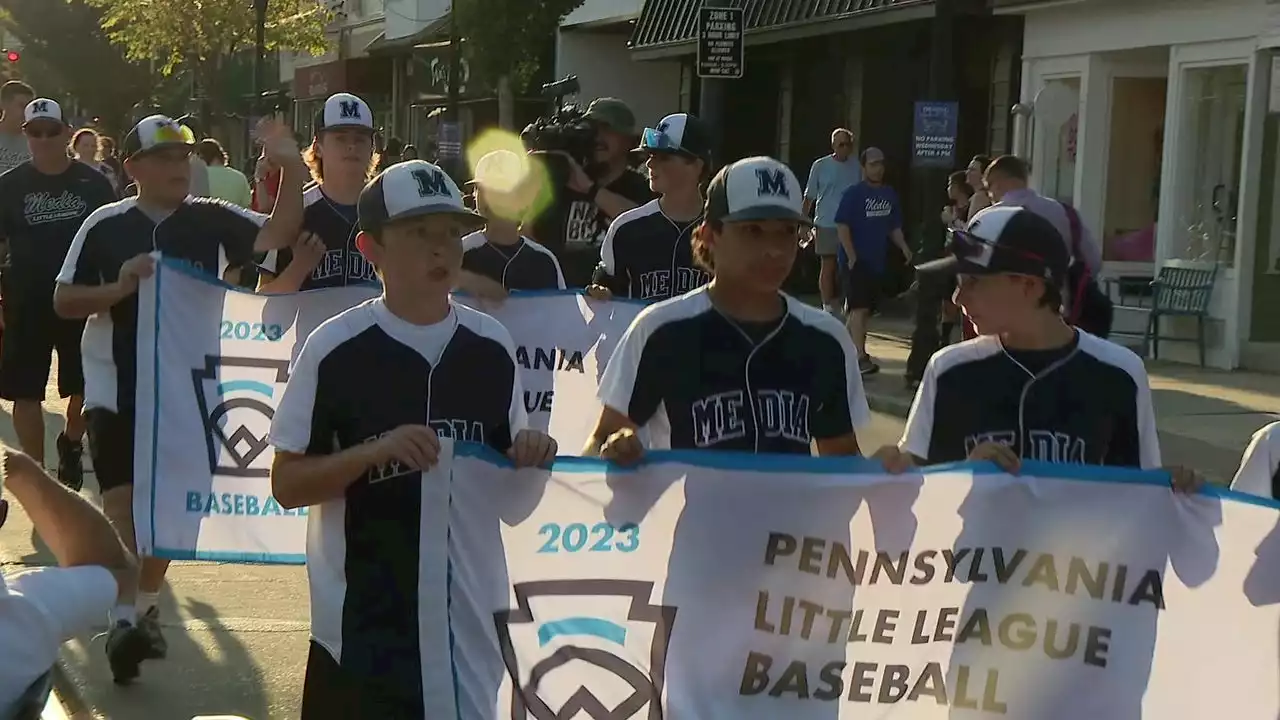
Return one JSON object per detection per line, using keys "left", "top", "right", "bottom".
{"left": 300, "top": 641, "right": 422, "bottom": 718}
{"left": 0, "top": 294, "right": 85, "bottom": 401}
{"left": 843, "top": 263, "right": 882, "bottom": 312}
{"left": 86, "top": 409, "right": 134, "bottom": 493}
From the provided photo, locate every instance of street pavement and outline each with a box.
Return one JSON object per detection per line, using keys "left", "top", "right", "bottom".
{"left": 0, "top": 373, "right": 908, "bottom": 719}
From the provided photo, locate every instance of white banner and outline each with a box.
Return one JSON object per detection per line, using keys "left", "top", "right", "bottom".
{"left": 133, "top": 260, "right": 642, "bottom": 563}
{"left": 445, "top": 445, "right": 1280, "bottom": 719}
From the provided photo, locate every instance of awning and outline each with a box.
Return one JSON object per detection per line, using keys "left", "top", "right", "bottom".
{"left": 364, "top": 14, "right": 453, "bottom": 54}
{"left": 629, "top": 0, "right": 933, "bottom": 56}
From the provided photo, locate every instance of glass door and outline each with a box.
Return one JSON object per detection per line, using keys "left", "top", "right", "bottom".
{"left": 1171, "top": 64, "right": 1248, "bottom": 266}
{"left": 1031, "top": 77, "right": 1081, "bottom": 204}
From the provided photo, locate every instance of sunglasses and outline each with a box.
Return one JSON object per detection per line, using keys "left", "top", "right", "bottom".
{"left": 947, "top": 228, "right": 1044, "bottom": 269}
{"left": 640, "top": 127, "right": 681, "bottom": 153}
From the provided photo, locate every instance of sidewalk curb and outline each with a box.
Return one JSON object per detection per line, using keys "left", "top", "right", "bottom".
{"left": 48, "top": 661, "right": 91, "bottom": 720}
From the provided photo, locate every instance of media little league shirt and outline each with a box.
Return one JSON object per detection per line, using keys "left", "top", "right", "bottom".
{"left": 834, "top": 181, "right": 902, "bottom": 274}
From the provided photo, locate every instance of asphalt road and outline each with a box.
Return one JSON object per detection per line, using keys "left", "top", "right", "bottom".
{"left": 0, "top": 393, "right": 909, "bottom": 720}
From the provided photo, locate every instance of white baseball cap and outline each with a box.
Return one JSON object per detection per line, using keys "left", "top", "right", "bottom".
{"left": 465, "top": 149, "right": 528, "bottom": 192}
{"left": 23, "top": 98, "right": 65, "bottom": 127}
{"left": 314, "top": 93, "right": 374, "bottom": 135}
{"left": 358, "top": 160, "right": 484, "bottom": 231}
{"left": 705, "top": 156, "right": 809, "bottom": 225}
{"left": 123, "top": 114, "right": 195, "bottom": 159}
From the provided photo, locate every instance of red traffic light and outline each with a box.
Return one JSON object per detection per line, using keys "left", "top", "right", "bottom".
{"left": 5, "top": 51, "right": 19, "bottom": 63}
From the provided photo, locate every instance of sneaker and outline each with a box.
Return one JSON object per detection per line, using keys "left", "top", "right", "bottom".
{"left": 859, "top": 356, "right": 880, "bottom": 376}
{"left": 137, "top": 606, "right": 167, "bottom": 659}
{"left": 106, "top": 620, "right": 149, "bottom": 684}
{"left": 56, "top": 433, "right": 84, "bottom": 492}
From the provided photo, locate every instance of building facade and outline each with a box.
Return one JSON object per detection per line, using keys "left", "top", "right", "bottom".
{"left": 1006, "top": 0, "right": 1280, "bottom": 370}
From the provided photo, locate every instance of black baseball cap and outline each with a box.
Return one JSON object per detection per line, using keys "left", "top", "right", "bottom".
{"left": 358, "top": 159, "right": 485, "bottom": 232}
{"left": 122, "top": 114, "right": 196, "bottom": 160}
{"left": 916, "top": 205, "right": 1069, "bottom": 287}
{"left": 636, "top": 113, "right": 713, "bottom": 162}
{"left": 705, "top": 156, "right": 810, "bottom": 225}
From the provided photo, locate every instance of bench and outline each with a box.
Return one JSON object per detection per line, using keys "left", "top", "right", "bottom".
{"left": 1104, "top": 262, "right": 1218, "bottom": 367}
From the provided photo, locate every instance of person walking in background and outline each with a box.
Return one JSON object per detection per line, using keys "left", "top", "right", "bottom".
{"left": 0, "top": 81, "right": 35, "bottom": 174}
{"left": 965, "top": 154, "right": 992, "bottom": 219}
{"left": 835, "top": 147, "right": 913, "bottom": 376}
{"left": 175, "top": 115, "right": 210, "bottom": 198}
{"left": 905, "top": 170, "right": 972, "bottom": 389}
{"left": 196, "top": 139, "right": 252, "bottom": 208}
{"left": 97, "top": 135, "right": 124, "bottom": 196}
{"left": 803, "top": 128, "right": 862, "bottom": 318}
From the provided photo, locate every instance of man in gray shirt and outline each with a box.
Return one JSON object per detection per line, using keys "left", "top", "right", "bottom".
{"left": 803, "top": 128, "right": 862, "bottom": 317}
{"left": 0, "top": 81, "right": 34, "bottom": 176}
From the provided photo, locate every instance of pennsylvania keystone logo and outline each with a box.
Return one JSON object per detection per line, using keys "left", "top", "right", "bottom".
{"left": 192, "top": 355, "right": 291, "bottom": 477}
{"left": 495, "top": 579, "right": 676, "bottom": 720}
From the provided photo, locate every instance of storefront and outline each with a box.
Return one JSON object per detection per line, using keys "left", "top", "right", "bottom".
{"left": 1004, "top": 0, "right": 1280, "bottom": 369}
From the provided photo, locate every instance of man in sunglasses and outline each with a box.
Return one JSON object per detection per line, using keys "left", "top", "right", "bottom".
{"left": 0, "top": 448, "right": 137, "bottom": 713}
{"left": 874, "top": 205, "right": 1161, "bottom": 472}
{"left": 0, "top": 99, "right": 115, "bottom": 491}
{"left": 588, "top": 113, "right": 712, "bottom": 301}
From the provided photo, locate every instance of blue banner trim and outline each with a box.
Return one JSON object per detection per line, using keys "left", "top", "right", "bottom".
{"left": 151, "top": 547, "right": 307, "bottom": 564}
{"left": 452, "top": 441, "right": 1280, "bottom": 510}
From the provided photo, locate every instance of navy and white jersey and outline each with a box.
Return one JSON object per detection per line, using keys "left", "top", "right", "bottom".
{"left": 593, "top": 199, "right": 708, "bottom": 301}
{"left": 260, "top": 184, "right": 375, "bottom": 289}
{"left": 460, "top": 230, "right": 565, "bottom": 291}
{"left": 598, "top": 288, "right": 870, "bottom": 452}
{"left": 268, "top": 298, "right": 526, "bottom": 713}
{"left": 900, "top": 332, "right": 1161, "bottom": 468}
{"left": 56, "top": 196, "right": 265, "bottom": 413}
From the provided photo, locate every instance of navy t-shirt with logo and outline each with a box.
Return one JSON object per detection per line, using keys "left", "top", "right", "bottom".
{"left": 833, "top": 181, "right": 902, "bottom": 274}
{"left": 260, "top": 184, "right": 375, "bottom": 289}
{"left": 0, "top": 161, "right": 117, "bottom": 299}
{"left": 597, "top": 288, "right": 871, "bottom": 452}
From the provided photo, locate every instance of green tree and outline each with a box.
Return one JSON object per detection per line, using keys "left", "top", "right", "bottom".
{"left": 0, "top": 0, "right": 160, "bottom": 133}
{"left": 83, "top": 0, "right": 331, "bottom": 110}
{"left": 453, "top": 0, "right": 585, "bottom": 126}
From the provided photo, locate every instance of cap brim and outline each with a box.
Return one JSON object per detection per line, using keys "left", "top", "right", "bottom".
{"left": 914, "top": 254, "right": 1003, "bottom": 276}
{"left": 375, "top": 203, "right": 487, "bottom": 229}
{"left": 317, "top": 123, "right": 374, "bottom": 135}
{"left": 720, "top": 205, "right": 813, "bottom": 226}
{"left": 22, "top": 117, "right": 65, "bottom": 128}
{"left": 128, "top": 141, "right": 195, "bottom": 159}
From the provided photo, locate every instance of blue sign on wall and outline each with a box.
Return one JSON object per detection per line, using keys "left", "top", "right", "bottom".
{"left": 912, "top": 101, "right": 959, "bottom": 168}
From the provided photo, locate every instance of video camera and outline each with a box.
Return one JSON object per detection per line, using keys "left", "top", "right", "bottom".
{"left": 519, "top": 75, "right": 597, "bottom": 170}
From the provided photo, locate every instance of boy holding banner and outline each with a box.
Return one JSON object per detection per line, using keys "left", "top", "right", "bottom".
{"left": 587, "top": 156, "right": 869, "bottom": 460}
{"left": 267, "top": 159, "right": 557, "bottom": 717}
{"left": 877, "top": 205, "right": 1200, "bottom": 491}
{"left": 458, "top": 149, "right": 565, "bottom": 296}
{"left": 52, "top": 114, "right": 308, "bottom": 684}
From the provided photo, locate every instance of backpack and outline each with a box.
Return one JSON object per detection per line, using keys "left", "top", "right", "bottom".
{"left": 1061, "top": 203, "right": 1114, "bottom": 338}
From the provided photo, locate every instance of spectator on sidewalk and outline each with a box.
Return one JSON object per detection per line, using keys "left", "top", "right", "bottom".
{"left": 175, "top": 116, "right": 210, "bottom": 198}
{"left": 965, "top": 154, "right": 992, "bottom": 219}
{"left": 835, "top": 147, "right": 913, "bottom": 376}
{"left": 905, "top": 171, "right": 971, "bottom": 389}
{"left": 196, "top": 139, "right": 252, "bottom": 209}
{"left": 0, "top": 82, "right": 35, "bottom": 175}
{"left": 802, "top": 128, "right": 862, "bottom": 317}
{"left": 1, "top": 448, "right": 138, "bottom": 709}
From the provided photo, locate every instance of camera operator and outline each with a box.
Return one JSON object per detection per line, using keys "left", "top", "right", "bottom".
{"left": 526, "top": 97, "right": 655, "bottom": 287}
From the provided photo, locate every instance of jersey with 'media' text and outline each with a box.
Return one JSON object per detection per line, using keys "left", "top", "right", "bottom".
{"left": 460, "top": 231, "right": 565, "bottom": 291}
{"left": 260, "top": 184, "right": 376, "bottom": 289}
{"left": 56, "top": 196, "right": 265, "bottom": 413}
{"left": 267, "top": 298, "right": 526, "bottom": 716}
{"left": 597, "top": 287, "right": 871, "bottom": 452}
{"left": 900, "top": 331, "right": 1161, "bottom": 468}
{"left": 594, "top": 199, "right": 708, "bottom": 301}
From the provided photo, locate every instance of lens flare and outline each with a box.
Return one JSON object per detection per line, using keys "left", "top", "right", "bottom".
{"left": 465, "top": 129, "right": 552, "bottom": 225}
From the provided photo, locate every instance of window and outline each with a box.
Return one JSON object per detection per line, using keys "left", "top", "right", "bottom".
{"left": 1031, "top": 77, "right": 1081, "bottom": 205}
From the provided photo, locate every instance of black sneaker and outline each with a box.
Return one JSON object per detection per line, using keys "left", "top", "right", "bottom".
{"left": 106, "top": 620, "right": 149, "bottom": 684}
{"left": 859, "top": 356, "right": 880, "bottom": 376}
{"left": 137, "top": 606, "right": 167, "bottom": 659}
{"left": 56, "top": 433, "right": 84, "bottom": 492}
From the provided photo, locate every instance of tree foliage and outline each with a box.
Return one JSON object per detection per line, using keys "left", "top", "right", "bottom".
{"left": 83, "top": 0, "right": 331, "bottom": 75}
{"left": 0, "top": 0, "right": 161, "bottom": 133}
{"left": 453, "top": 0, "right": 586, "bottom": 93}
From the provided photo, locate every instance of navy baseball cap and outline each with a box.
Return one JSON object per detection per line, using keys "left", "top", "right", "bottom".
{"left": 313, "top": 93, "right": 374, "bottom": 136}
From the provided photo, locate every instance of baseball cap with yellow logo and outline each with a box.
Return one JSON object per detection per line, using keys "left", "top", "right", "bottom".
{"left": 123, "top": 114, "right": 196, "bottom": 160}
